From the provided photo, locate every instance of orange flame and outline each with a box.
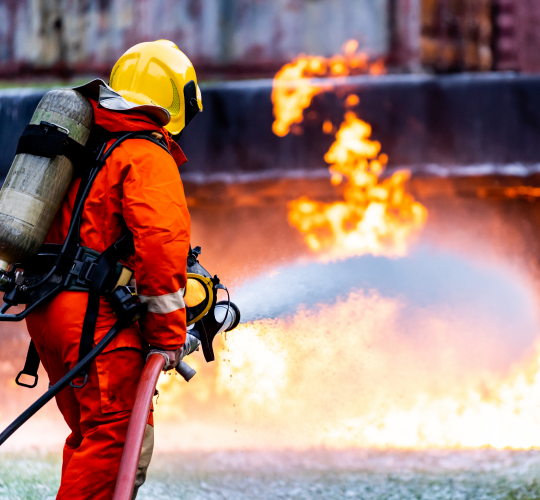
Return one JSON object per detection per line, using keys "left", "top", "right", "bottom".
{"left": 154, "top": 288, "right": 540, "bottom": 450}
{"left": 288, "top": 111, "right": 427, "bottom": 259}
{"left": 272, "top": 44, "right": 424, "bottom": 259}
{"left": 148, "top": 46, "right": 540, "bottom": 454}
{"left": 271, "top": 40, "right": 386, "bottom": 137}
{"left": 217, "top": 302, "right": 540, "bottom": 449}
{"left": 504, "top": 186, "right": 540, "bottom": 198}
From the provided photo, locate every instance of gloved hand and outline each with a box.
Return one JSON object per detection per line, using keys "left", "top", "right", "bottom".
{"left": 147, "top": 346, "right": 182, "bottom": 371}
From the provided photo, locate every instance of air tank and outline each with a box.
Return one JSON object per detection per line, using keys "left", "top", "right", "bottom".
{"left": 0, "top": 90, "right": 93, "bottom": 272}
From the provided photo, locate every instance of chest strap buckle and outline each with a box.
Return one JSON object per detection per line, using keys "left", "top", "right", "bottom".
{"left": 70, "top": 257, "right": 98, "bottom": 286}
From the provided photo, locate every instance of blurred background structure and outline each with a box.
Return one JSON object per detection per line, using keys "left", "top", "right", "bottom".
{"left": 5, "top": 4, "right": 540, "bottom": 499}
{"left": 0, "top": 0, "right": 539, "bottom": 80}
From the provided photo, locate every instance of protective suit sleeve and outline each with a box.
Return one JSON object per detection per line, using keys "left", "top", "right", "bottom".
{"left": 120, "top": 139, "right": 190, "bottom": 350}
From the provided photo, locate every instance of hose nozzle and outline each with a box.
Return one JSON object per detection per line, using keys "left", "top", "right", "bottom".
{"left": 173, "top": 332, "right": 200, "bottom": 382}
{"left": 176, "top": 361, "right": 196, "bottom": 382}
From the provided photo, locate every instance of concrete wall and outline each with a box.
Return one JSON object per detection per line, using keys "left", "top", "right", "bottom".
{"left": 1, "top": 74, "right": 540, "bottom": 182}
{"left": 0, "top": 0, "right": 389, "bottom": 77}
{"left": 181, "top": 74, "right": 540, "bottom": 179}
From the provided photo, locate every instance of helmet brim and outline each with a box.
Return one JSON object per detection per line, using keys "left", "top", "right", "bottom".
{"left": 72, "top": 79, "right": 171, "bottom": 127}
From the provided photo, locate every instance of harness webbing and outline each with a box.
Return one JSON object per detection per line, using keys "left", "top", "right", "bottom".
{"left": 17, "top": 130, "right": 171, "bottom": 389}
{"left": 75, "top": 234, "right": 135, "bottom": 385}
{"left": 15, "top": 340, "right": 40, "bottom": 388}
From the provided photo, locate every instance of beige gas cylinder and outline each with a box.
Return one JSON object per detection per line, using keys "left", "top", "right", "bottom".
{"left": 0, "top": 89, "right": 93, "bottom": 272}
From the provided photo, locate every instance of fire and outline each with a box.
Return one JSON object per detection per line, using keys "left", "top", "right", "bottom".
{"left": 271, "top": 40, "right": 385, "bottom": 137}
{"left": 271, "top": 57, "right": 327, "bottom": 137}
{"left": 144, "top": 44, "right": 540, "bottom": 453}
{"left": 287, "top": 112, "right": 426, "bottom": 259}
{"left": 155, "top": 49, "right": 537, "bottom": 451}
{"left": 504, "top": 186, "right": 540, "bottom": 198}
{"left": 154, "top": 286, "right": 540, "bottom": 450}
{"left": 272, "top": 46, "right": 425, "bottom": 259}
{"left": 152, "top": 47, "right": 540, "bottom": 449}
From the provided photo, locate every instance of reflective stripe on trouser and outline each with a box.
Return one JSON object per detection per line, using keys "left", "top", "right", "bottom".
{"left": 139, "top": 287, "right": 185, "bottom": 314}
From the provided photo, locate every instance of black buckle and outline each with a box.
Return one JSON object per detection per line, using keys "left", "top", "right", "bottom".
{"left": 70, "top": 372, "right": 88, "bottom": 389}
{"left": 70, "top": 257, "right": 97, "bottom": 286}
{"left": 15, "top": 371, "right": 38, "bottom": 388}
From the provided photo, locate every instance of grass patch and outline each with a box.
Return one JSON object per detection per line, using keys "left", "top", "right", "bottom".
{"left": 0, "top": 453, "right": 61, "bottom": 500}
{"left": 3, "top": 450, "right": 540, "bottom": 499}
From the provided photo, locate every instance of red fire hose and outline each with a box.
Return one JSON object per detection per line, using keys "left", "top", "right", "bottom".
{"left": 112, "top": 353, "right": 165, "bottom": 500}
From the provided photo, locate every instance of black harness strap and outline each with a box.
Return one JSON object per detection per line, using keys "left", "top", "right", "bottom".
{"left": 74, "top": 234, "right": 135, "bottom": 387}
{"left": 15, "top": 340, "right": 40, "bottom": 388}
{"left": 68, "top": 132, "right": 157, "bottom": 387}
{"left": 67, "top": 133, "right": 139, "bottom": 389}
{"left": 18, "top": 131, "right": 167, "bottom": 389}
{"left": 127, "top": 132, "right": 170, "bottom": 154}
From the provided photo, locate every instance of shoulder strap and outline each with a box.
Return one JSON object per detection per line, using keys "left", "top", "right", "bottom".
{"left": 67, "top": 134, "right": 140, "bottom": 389}
{"left": 128, "top": 132, "right": 171, "bottom": 155}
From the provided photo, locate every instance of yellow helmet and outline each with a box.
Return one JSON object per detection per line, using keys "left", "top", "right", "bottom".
{"left": 109, "top": 40, "right": 203, "bottom": 135}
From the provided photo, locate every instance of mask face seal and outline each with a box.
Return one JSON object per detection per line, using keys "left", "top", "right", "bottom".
{"left": 183, "top": 80, "right": 200, "bottom": 128}
{"left": 184, "top": 273, "right": 214, "bottom": 325}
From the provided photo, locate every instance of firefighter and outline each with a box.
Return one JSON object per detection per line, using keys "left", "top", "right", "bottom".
{"left": 25, "top": 40, "right": 202, "bottom": 499}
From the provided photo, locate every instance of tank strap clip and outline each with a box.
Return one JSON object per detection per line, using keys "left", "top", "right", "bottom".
{"left": 41, "top": 120, "right": 69, "bottom": 135}
{"left": 15, "top": 123, "right": 91, "bottom": 172}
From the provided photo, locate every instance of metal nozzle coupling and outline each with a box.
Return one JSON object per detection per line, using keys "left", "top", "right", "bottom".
{"left": 174, "top": 332, "right": 200, "bottom": 382}
{"left": 183, "top": 332, "right": 200, "bottom": 357}
{"left": 176, "top": 361, "right": 196, "bottom": 382}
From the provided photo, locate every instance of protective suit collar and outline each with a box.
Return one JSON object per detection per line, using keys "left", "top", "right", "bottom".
{"left": 72, "top": 79, "right": 171, "bottom": 127}
{"left": 74, "top": 79, "right": 187, "bottom": 167}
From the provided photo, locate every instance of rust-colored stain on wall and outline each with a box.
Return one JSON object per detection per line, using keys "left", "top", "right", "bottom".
{"left": 0, "top": 0, "right": 389, "bottom": 78}
{"left": 418, "top": 0, "right": 540, "bottom": 73}
{"left": 420, "top": 0, "right": 493, "bottom": 72}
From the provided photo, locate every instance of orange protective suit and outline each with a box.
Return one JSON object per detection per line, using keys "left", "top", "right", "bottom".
{"left": 25, "top": 100, "right": 190, "bottom": 499}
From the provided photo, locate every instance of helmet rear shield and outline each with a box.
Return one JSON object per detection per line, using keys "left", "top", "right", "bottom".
{"left": 183, "top": 80, "right": 201, "bottom": 129}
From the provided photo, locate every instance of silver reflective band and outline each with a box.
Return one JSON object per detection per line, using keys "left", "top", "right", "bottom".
{"left": 139, "top": 287, "right": 186, "bottom": 314}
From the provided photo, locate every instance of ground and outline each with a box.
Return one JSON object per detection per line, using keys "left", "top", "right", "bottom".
{"left": 3, "top": 450, "right": 540, "bottom": 500}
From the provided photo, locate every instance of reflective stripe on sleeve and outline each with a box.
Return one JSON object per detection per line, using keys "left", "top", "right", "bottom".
{"left": 139, "top": 287, "right": 186, "bottom": 314}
